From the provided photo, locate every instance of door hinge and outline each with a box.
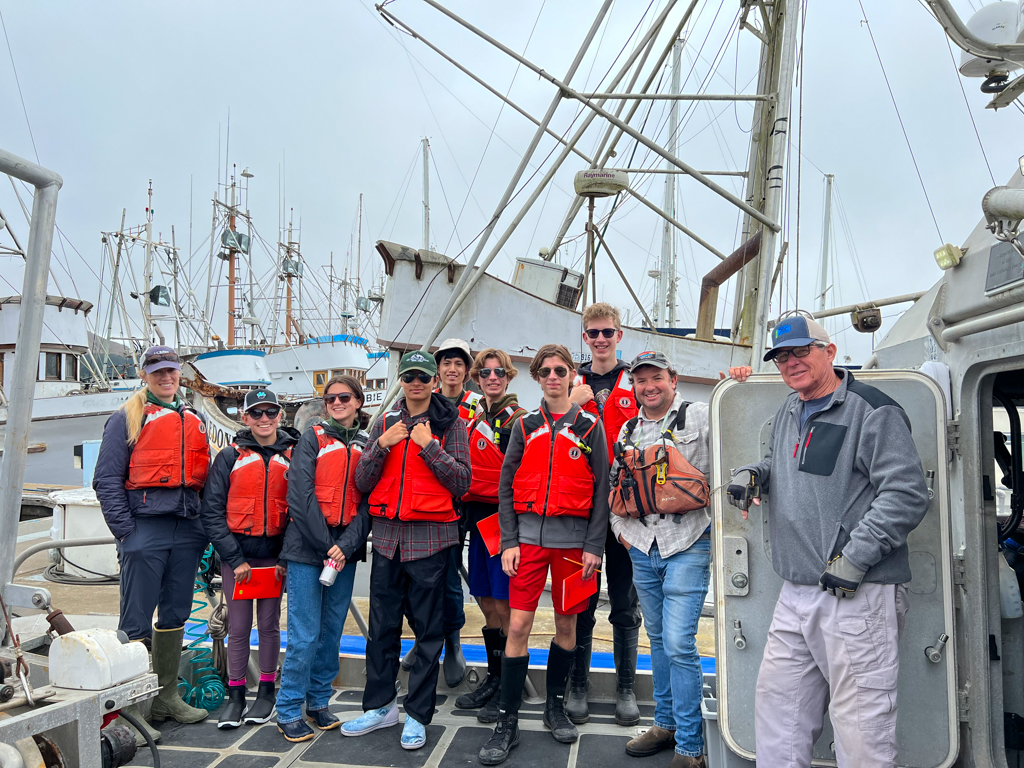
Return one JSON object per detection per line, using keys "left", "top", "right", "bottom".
{"left": 957, "top": 687, "right": 970, "bottom": 722}
{"left": 952, "top": 554, "right": 966, "bottom": 586}
{"left": 946, "top": 420, "right": 961, "bottom": 459}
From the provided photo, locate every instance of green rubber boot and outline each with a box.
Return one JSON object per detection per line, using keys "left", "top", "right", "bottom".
{"left": 149, "top": 627, "right": 209, "bottom": 724}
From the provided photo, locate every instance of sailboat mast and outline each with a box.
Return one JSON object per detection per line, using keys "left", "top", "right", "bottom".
{"left": 422, "top": 138, "right": 430, "bottom": 252}
{"left": 357, "top": 193, "right": 363, "bottom": 297}
{"left": 657, "top": 39, "right": 683, "bottom": 328}
{"left": 227, "top": 172, "right": 237, "bottom": 348}
{"left": 817, "top": 174, "right": 834, "bottom": 312}
{"left": 143, "top": 181, "right": 154, "bottom": 344}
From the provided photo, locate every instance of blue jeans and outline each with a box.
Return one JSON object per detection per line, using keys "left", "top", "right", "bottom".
{"left": 276, "top": 559, "right": 357, "bottom": 723}
{"left": 628, "top": 538, "right": 710, "bottom": 757}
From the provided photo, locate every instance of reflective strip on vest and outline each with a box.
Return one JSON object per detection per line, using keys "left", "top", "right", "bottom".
{"left": 512, "top": 411, "right": 595, "bottom": 519}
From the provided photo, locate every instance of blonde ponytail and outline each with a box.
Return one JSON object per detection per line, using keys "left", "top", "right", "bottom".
{"left": 121, "top": 386, "right": 149, "bottom": 445}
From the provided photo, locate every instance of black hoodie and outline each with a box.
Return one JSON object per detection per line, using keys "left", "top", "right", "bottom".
{"left": 200, "top": 426, "right": 301, "bottom": 569}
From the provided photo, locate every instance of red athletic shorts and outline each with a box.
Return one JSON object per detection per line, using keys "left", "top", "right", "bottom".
{"left": 509, "top": 543, "right": 589, "bottom": 615}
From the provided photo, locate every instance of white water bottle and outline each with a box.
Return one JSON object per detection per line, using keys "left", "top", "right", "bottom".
{"left": 320, "top": 559, "right": 341, "bottom": 586}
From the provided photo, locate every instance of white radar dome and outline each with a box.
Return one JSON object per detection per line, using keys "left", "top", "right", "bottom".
{"left": 959, "top": 2, "right": 1022, "bottom": 77}
{"left": 574, "top": 169, "right": 629, "bottom": 198}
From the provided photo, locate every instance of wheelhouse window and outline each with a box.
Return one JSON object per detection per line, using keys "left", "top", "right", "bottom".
{"left": 43, "top": 352, "right": 61, "bottom": 380}
{"left": 64, "top": 354, "right": 78, "bottom": 381}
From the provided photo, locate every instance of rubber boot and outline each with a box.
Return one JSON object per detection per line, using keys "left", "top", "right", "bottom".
{"left": 542, "top": 642, "right": 578, "bottom": 744}
{"left": 401, "top": 641, "right": 418, "bottom": 672}
{"left": 218, "top": 686, "right": 247, "bottom": 729}
{"left": 613, "top": 625, "right": 641, "bottom": 726}
{"left": 478, "top": 654, "right": 527, "bottom": 766}
{"left": 443, "top": 632, "right": 467, "bottom": 688}
{"left": 149, "top": 627, "right": 210, "bottom": 723}
{"left": 564, "top": 633, "right": 591, "bottom": 725}
{"left": 455, "top": 627, "right": 504, "bottom": 722}
{"left": 114, "top": 704, "right": 162, "bottom": 747}
{"left": 244, "top": 680, "right": 275, "bottom": 724}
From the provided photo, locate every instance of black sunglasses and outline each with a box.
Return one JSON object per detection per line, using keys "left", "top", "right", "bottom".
{"left": 585, "top": 328, "right": 617, "bottom": 339}
{"left": 478, "top": 367, "right": 507, "bottom": 379}
{"left": 772, "top": 344, "right": 822, "bottom": 366}
{"left": 401, "top": 371, "right": 433, "bottom": 384}
{"left": 144, "top": 352, "right": 180, "bottom": 366}
{"left": 324, "top": 392, "right": 355, "bottom": 405}
{"left": 538, "top": 366, "right": 570, "bottom": 379}
{"left": 247, "top": 406, "right": 281, "bottom": 420}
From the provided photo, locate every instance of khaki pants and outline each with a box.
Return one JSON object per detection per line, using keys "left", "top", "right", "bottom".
{"left": 754, "top": 581, "right": 909, "bottom": 767}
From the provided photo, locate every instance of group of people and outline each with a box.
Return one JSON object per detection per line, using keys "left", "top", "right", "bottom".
{"left": 93, "top": 300, "right": 930, "bottom": 768}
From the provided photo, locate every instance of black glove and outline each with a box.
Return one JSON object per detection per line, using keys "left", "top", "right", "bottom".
{"left": 727, "top": 470, "right": 759, "bottom": 510}
{"left": 819, "top": 555, "right": 866, "bottom": 598}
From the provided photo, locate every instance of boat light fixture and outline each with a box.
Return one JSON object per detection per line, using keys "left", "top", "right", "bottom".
{"left": 934, "top": 243, "right": 963, "bottom": 270}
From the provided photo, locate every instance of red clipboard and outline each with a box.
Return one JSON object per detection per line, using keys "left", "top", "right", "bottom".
{"left": 477, "top": 513, "right": 502, "bottom": 558}
{"left": 232, "top": 567, "right": 283, "bottom": 600}
{"left": 561, "top": 568, "right": 598, "bottom": 613}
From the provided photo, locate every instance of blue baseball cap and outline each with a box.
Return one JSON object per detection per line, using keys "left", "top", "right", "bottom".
{"left": 764, "top": 315, "right": 831, "bottom": 361}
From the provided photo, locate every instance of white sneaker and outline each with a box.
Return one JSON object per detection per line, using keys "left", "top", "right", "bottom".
{"left": 340, "top": 699, "right": 399, "bottom": 737}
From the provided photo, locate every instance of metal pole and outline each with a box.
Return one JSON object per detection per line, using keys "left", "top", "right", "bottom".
{"left": 658, "top": 39, "right": 682, "bottom": 327}
{"left": 580, "top": 197, "right": 595, "bottom": 308}
{"left": 817, "top": 174, "right": 834, "bottom": 312}
{"left": 422, "top": 138, "right": 430, "bottom": 252}
{"left": 575, "top": 92, "right": 771, "bottom": 101}
{"left": 372, "top": 0, "right": 616, "bottom": 415}
{"left": 0, "top": 150, "right": 62, "bottom": 640}
{"left": 590, "top": 223, "right": 656, "bottom": 330}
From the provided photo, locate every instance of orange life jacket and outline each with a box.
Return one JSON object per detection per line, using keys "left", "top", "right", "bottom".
{"left": 512, "top": 405, "right": 599, "bottom": 519}
{"left": 434, "top": 388, "right": 483, "bottom": 424}
{"left": 227, "top": 445, "right": 291, "bottom": 536}
{"left": 575, "top": 368, "right": 638, "bottom": 465}
{"left": 464, "top": 403, "right": 527, "bottom": 504}
{"left": 367, "top": 411, "right": 458, "bottom": 522}
{"left": 125, "top": 403, "right": 210, "bottom": 491}
{"left": 312, "top": 424, "right": 366, "bottom": 527}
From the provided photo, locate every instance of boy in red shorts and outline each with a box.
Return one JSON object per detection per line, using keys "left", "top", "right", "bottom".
{"left": 478, "top": 344, "right": 609, "bottom": 765}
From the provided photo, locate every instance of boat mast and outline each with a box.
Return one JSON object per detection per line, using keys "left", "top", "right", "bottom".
{"left": 422, "top": 138, "right": 430, "bottom": 252}
{"left": 656, "top": 38, "right": 683, "bottom": 328}
{"left": 817, "top": 173, "right": 834, "bottom": 312}
{"left": 101, "top": 209, "right": 127, "bottom": 377}
{"left": 226, "top": 169, "right": 238, "bottom": 348}
{"left": 357, "top": 192, "right": 363, "bottom": 297}
{"left": 142, "top": 181, "right": 162, "bottom": 345}
{"left": 285, "top": 214, "right": 295, "bottom": 344}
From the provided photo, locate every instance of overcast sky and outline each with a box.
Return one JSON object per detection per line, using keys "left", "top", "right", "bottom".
{"left": 0, "top": 0, "right": 1019, "bottom": 365}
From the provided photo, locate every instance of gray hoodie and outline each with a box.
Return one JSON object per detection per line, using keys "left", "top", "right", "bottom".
{"left": 740, "top": 368, "right": 929, "bottom": 585}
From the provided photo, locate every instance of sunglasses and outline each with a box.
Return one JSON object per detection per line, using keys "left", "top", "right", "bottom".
{"left": 144, "top": 352, "right": 180, "bottom": 366}
{"left": 538, "top": 366, "right": 570, "bottom": 379}
{"left": 324, "top": 392, "right": 355, "bottom": 405}
{"left": 401, "top": 371, "right": 433, "bottom": 384}
{"left": 478, "top": 367, "right": 507, "bottom": 379}
{"left": 772, "top": 344, "right": 822, "bottom": 366}
{"left": 585, "top": 328, "right": 617, "bottom": 339}
{"left": 247, "top": 406, "right": 281, "bottom": 420}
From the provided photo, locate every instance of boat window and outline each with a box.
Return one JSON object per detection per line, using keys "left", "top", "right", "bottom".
{"left": 64, "top": 354, "right": 78, "bottom": 381}
{"left": 43, "top": 352, "right": 61, "bottom": 380}
{"left": 314, "top": 370, "right": 327, "bottom": 395}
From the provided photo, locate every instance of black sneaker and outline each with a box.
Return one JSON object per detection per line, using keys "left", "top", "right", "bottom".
{"left": 217, "top": 687, "right": 247, "bottom": 730}
{"left": 478, "top": 713, "right": 520, "bottom": 765}
{"left": 277, "top": 718, "right": 315, "bottom": 743}
{"left": 477, "top": 695, "right": 500, "bottom": 724}
{"left": 244, "top": 681, "right": 276, "bottom": 725}
{"left": 455, "top": 675, "right": 500, "bottom": 710}
{"left": 307, "top": 707, "right": 340, "bottom": 731}
{"left": 543, "top": 698, "right": 578, "bottom": 744}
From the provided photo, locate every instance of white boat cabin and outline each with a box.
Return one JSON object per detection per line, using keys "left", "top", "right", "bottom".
{"left": 0, "top": 295, "right": 92, "bottom": 399}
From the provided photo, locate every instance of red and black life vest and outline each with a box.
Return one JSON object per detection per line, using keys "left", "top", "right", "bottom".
{"left": 434, "top": 388, "right": 483, "bottom": 424}
{"left": 464, "top": 403, "right": 527, "bottom": 504}
{"left": 227, "top": 445, "right": 291, "bottom": 536}
{"left": 512, "top": 405, "right": 600, "bottom": 519}
{"left": 575, "top": 368, "right": 638, "bottom": 465}
{"left": 312, "top": 424, "right": 366, "bottom": 527}
{"left": 125, "top": 403, "right": 210, "bottom": 491}
{"left": 367, "top": 411, "right": 458, "bottom": 522}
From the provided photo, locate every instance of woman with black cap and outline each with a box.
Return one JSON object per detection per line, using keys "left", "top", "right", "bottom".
{"left": 93, "top": 345, "right": 212, "bottom": 744}
{"left": 200, "top": 389, "right": 300, "bottom": 729}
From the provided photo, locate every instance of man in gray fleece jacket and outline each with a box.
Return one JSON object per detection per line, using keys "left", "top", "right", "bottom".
{"left": 727, "top": 314, "right": 929, "bottom": 768}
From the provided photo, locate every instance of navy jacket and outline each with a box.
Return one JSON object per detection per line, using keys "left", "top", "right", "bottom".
{"left": 279, "top": 421, "right": 369, "bottom": 567}
{"left": 199, "top": 427, "right": 300, "bottom": 570}
{"left": 93, "top": 406, "right": 208, "bottom": 540}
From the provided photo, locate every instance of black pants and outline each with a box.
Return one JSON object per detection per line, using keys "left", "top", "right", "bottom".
{"left": 577, "top": 526, "right": 642, "bottom": 642}
{"left": 365, "top": 546, "right": 450, "bottom": 724}
{"left": 117, "top": 515, "right": 208, "bottom": 641}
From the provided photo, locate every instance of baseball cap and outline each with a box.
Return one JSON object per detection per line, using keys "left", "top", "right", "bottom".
{"left": 629, "top": 350, "right": 671, "bottom": 374}
{"left": 141, "top": 345, "right": 181, "bottom": 374}
{"left": 434, "top": 338, "right": 472, "bottom": 366}
{"left": 243, "top": 389, "right": 279, "bottom": 413}
{"left": 764, "top": 314, "right": 831, "bottom": 361}
{"left": 399, "top": 350, "right": 438, "bottom": 377}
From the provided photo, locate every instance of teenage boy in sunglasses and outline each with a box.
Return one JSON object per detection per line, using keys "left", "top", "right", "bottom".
{"left": 568, "top": 302, "right": 643, "bottom": 726}
{"left": 478, "top": 344, "right": 608, "bottom": 765}
{"left": 454, "top": 348, "right": 527, "bottom": 723}
{"left": 344, "top": 351, "right": 471, "bottom": 750}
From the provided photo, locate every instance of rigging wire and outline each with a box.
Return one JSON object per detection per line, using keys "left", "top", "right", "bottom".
{"left": 857, "top": 0, "right": 944, "bottom": 243}
{"left": 429, "top": 149, "right": 465, "bottom": 253}
{"left": 941, "top": 34, "right": 995, "bottom": 186}
{"left": 0, "top": 8, "right": 38, "bottom": 163}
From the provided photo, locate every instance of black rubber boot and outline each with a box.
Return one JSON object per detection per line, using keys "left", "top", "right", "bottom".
{"left": 613, "top": 626, "right": 641, "bottom": 726}
{"left": 401, "top": 641, "right": 418, "bottom": 672}
{"left": 478, "top": 654, "right": 528, "bottom": 765}
{"left": 217, "top": 686, "right": 247, "bottom": 729}
{"left": 244, "top": 680, "right": 276, "bottom": 725}
{"left": 456, "top": 627, "right": 504, "bottom": 722}
{"left": 443, "top": 632, "right": 467, "bottom": 688}
{"left": 564, "top": 633, "right": 591, "bottom": 725}
{"left": 542, "top": 642, "right": 578, "bottom": 744}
